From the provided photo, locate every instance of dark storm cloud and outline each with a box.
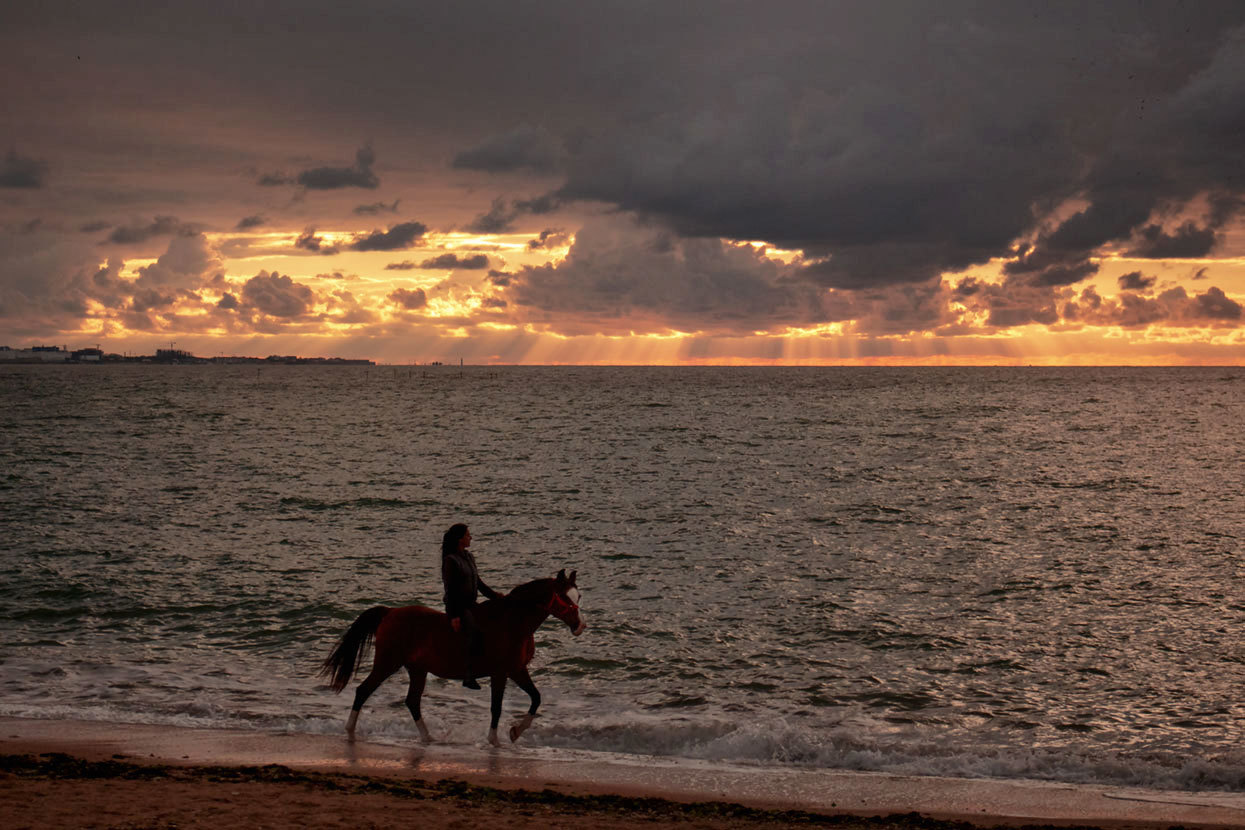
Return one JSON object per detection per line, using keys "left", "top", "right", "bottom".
{"left": 256, "top": 146, "right": 379, "bottom": 190}
{"left": 79, "top": 221, "right": 111, "bottom": 233}
{"left": 418, "top": 253, "right": 489, "bottom": 270}
{"left": 1001, "top": 247, "right": 1100, "bottom": 287}
{"left": 8, "top": 0, "right": 1245, "bottom": 333}
{"left": 1208, "top": 193, "right": 1244, "bottom": 227}
{"left": 549, "top": 38, "right": 1083, "bottom": 289}
{"left": 236, "top": 215, "right": 266, "bottom": 230}
{"left": 388, "top": 287, "right": 427, "bottom": 309}
{"left": 487, "top": 269, "right": 513, "bottom": 286}
{"left": 953, "top": 277, "right": 982, "bottom": 298}
{"left": 240, "top": 271, "right": 315, "bottom": 317}
{"left": 466, "top": 198, "right": 516, "bottom": 233}
{"left": 514, "top": 193, "right": 562, "bottom": 215}
{"left": 0, "top": 229, "right": 111, "bottom": 323}
{"left": 384, "top": 260, "right": 417, "bottom": 270}
{"left": 1190, "top": 285, "right": 1243, "bottom": 320}
{"left": 0, "top": 231, "right": 223, "bottom": 325}
{"left": 949, "top": 276, "right": 1064, "bottom": 330}
{"left": 452, "top": 125, "right": 563, "bottom": 174}
{"left": 1118, "top": 271, "right": 1157, "bottom": 292}
{"left": 1100, "top": 292, "right": 1168, "bottom": 328}
{"left": 297, "top": 145, "right": 379, "bottom": 190}
{"left": 350, "top": 221, "right": 427, "bottom": 251}
{"left": 456, "top": 2, "right": 1240, "bottom": 294}
{"left": 129, "top": 286, "right": 178, "bottom": 312}
{"left": 1026, "top": 260, "right": 1101, "bottom": 288}
{"left": 528, "top": 229, "right": 568, "bottom": 250}
{"left": 954, "top": 276, "right": 1245, "bottom": 332}
{"left": 973, "top": 20, "right": 1245, "bottom": 282}
{"left": 512, "top": 216, "right": 828, "bottom": 332}
{"left": 1126, "top": 222, "right": 1219, "bottom": 259}
{"left": 354, "top": 198, "right": 400, "bottom": 215}
{"left": 465, "top": 192, "right": 565, "bottom": 233}
{"left": 1061, "top": 285, "right": 1242, "bottom": 328}
{"left": 0, "top": 149, "right": 49, "bottom": 188}
{"left": 294, "top": 229, "right": 339, "bottom": 255}
{"left": 132, "top": 233, "right": 222, "bottom": 291}
{"left": 105, "top": 216, "right": 188, "bottom": 244}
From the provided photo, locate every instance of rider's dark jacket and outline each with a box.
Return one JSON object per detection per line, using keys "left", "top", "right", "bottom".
{"left": 441, "top": 548, "right": 501, "bottom": 618}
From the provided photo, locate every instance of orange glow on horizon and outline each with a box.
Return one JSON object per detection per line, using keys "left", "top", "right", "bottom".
{"left": 15, "top": 226, "right": 1241, "bottom": 367}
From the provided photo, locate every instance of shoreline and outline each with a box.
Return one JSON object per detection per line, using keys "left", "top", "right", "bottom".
{"left": 2, "top": 718, "right": 1243, "bottom": 829}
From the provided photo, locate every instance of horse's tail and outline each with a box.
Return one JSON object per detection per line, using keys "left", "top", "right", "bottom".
{"left": 320, "top": 605, "right": 389, "bottom": 693}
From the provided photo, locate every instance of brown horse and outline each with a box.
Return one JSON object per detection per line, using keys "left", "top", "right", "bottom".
{"left": 321, "top": 569, "right": 584, "bottom": 745}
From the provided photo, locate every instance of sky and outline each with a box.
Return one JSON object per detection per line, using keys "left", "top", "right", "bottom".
{"left": 3, "top": 0, "right": 1245, "bottom": 365}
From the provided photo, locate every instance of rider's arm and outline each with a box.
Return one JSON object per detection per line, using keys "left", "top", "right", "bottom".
{"left": 478, "top": 577, "right": 502, "bottom": 601}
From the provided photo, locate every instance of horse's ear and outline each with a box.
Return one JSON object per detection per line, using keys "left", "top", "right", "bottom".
{"left": 569, "top": 570, "right": 577, "bottom": 585}
{"left": 556, "top": 568, "right": 567, "bottom": 583}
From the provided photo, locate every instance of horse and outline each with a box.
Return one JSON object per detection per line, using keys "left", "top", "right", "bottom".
{"left": 320, "top": 569, "right": 584, "bottom": 746}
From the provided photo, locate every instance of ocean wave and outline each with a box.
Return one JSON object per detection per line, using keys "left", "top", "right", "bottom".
{"left": 7, "top": 702, "right": 1244, "bottom": 793}
{"left": 532, "top": 714, "right": 1245, "bottom": 792}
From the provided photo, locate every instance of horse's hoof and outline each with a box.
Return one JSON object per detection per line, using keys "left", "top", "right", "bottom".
{"left": 509, "top": 714, "right": 534, "bottom": 743}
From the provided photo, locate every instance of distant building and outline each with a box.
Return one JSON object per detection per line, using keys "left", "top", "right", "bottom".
{"left": 0, "top": 345, "right": 69, "bottom": 362}
{"left": 154, "top": 348, "right": 198, "bottom": 363}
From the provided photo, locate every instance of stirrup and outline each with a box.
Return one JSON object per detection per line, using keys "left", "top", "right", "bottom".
{"left": 462, "top": 678, "right": 481, "bottom": 690}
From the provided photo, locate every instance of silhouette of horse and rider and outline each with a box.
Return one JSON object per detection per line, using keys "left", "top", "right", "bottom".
{"left": 321, "top": 523, "right": 585, "bottom": 745}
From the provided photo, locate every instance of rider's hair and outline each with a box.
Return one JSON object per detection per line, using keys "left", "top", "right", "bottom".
{"left": 442, "top": 523, "right": 469, "bottom": 557}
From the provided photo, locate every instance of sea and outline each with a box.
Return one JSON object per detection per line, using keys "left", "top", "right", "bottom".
{"left": 1, "top": 364, "right": 1242, "bottom": 792}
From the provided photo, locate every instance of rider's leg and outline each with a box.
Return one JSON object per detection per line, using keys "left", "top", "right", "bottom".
{"left": 451, "top": 605, "right": 483, "bottom": 689}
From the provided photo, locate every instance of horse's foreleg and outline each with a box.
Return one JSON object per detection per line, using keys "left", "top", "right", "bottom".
{"left": 487, "top": 672, "right": 507, "bottom": 747}
{"left": 346, "top": 665, "right": 397, "bottom": 739}
{"left": 404, "top": 667, "right": 433, "bottom": 743}
{"left": 507, "top": 667, "right": 541, "bottom": 743}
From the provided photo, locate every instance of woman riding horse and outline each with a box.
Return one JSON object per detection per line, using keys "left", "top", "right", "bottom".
{"left": 321, "top": 569, "right": 584, "bottom": 745}
{"left": 440, "top": 523, "right": 501, "bottom": 690}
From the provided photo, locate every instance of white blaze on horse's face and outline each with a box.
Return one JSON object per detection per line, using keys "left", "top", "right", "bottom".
{"left": 566, "top": 587, "right": 586, "bottom": 636}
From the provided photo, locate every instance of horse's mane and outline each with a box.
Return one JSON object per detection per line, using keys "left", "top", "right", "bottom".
{"left": 502, "top": 577, "right": 554, "bottom": 605}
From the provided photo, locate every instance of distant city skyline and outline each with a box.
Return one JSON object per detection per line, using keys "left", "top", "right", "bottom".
{"left": 3, "top": 2, "right": 1244, "bottom": 364}
{"left": 0, "top": 344, "right": 374, "bottom": 365}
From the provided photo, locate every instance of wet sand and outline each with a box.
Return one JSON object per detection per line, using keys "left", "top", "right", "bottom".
{"left": 2, "top": 717, "right": 1243, "bottom": 829}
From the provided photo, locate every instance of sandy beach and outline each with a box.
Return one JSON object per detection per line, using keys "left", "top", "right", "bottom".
{"left": 2, "top": 718, "right": 1243, "bottom": 829}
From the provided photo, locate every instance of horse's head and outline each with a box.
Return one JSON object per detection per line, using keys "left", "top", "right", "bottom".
{"left": 547, "top": 569, "right": 586, "bottom": 636}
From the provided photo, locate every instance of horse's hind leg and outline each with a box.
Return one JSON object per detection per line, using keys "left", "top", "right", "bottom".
{"left": 404, "top": 667, "right": 433, "bottom": 743}
{"left": 345, "top": 662, "right": 399, "bottom": 739}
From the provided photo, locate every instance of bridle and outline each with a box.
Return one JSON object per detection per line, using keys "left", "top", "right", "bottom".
{"left": 545, "top": 590, "right": 579, "bottom": 617}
